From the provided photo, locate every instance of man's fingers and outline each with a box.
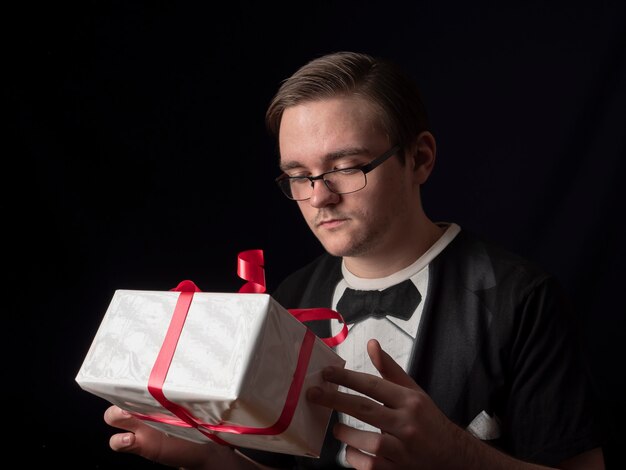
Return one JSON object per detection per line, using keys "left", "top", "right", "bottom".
{"left": 104, "top": 405, "right": 140, "bottom": 431}
{"left": 104, "top": 406, "right": 154, "bottom": 454}
{"left": 109, "top": 432, "right": 137, "bottom": 452}
{"left": 317, "top": 367, "right": 400, "bottom": 408}
{"left": 307, "top": 340, "right": 422, "bottom": 409}
{"left": 307, "top": 383, "right": 399, "bottom": 432}
{"left": 367, "top": 339, "right": 421, "bottom": 390}
{"left": 333, "top": 423, "right": 400, "bottom": 470}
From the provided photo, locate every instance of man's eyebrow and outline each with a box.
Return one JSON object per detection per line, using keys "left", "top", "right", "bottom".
{"left": 279, "top": 147, "right": 369, "bottom": 172}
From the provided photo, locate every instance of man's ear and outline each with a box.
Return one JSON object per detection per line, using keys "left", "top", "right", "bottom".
{"left": 409, "top": 131, "right": 436, "bottom": 184}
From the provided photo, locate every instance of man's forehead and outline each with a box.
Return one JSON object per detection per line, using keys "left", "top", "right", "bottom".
{"left": 279, "top": 106, "right": 384, "bottom": 149}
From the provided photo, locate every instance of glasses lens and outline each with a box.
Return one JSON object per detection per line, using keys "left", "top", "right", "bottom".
{"left": 276, "top": 178, "right": 293, "bottom": 199}
{"left": 289, "top": 178, "right": 312, "bottom": 200}
{"left": 324, "top": 169, "right": 366, "bottom": 195}
{"left": 276, "top": 169, "right": 367, "bottom": 200}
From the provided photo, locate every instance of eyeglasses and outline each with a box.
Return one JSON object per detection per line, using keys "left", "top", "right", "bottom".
{"left": 275, "top": 145, "right": 400, "bottom": 201}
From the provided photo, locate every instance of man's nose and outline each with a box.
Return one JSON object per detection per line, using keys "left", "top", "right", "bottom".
{"left": 308, "top": 179, "right": 340, "bottom": 207}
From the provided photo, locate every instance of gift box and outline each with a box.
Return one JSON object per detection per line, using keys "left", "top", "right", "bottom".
{"left": 75, "top": 286, "right": 346, "bottom": 457}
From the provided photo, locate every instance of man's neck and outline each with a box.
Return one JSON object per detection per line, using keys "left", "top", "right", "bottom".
{"left": 343, "top": 221, "right": 446, "bottom": 279}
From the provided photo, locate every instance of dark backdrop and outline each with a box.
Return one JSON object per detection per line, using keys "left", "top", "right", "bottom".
{"left": 5, "top": 1, "right": 625, "bottom": 468}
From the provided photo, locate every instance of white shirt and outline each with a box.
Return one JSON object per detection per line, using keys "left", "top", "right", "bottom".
{"left": 329, "top": 222, "right": 461, "bottom": 467}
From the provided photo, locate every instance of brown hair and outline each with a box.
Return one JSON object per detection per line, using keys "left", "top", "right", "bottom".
{"left": 265, "top": 51, "right": 430, "bottom": 162}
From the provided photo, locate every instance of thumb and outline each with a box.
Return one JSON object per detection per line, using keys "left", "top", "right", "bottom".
{"left": 367, "top": 338, "right": 421, "bottom": 390}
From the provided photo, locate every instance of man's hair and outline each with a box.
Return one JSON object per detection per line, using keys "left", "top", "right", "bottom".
{"left": 265, "top": 51, "right": 430, "bottom": 161}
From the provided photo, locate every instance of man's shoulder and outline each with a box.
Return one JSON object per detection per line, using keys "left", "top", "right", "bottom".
{"left": 443, "top": 229, "right": 555, "bottom": 288}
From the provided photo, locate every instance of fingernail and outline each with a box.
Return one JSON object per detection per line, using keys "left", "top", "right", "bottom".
{"left": 121, "top": 434, "right": 132, "bottom": 446}
{"left": 121, "top": 409, "right": 131, "bottom": 416}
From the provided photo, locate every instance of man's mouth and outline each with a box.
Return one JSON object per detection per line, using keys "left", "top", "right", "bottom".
{"left": 317, "top": 217, "right": 347, "bottom": 229}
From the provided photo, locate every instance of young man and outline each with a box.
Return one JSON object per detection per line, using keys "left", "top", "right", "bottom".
{"left": 104, "top": 51, "right": 604, "bottom": 469}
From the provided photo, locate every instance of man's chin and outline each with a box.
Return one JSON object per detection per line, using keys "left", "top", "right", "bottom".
{"left": 318, "top": 238, "right": 364, "bottom": 258}
{"left": 318, "top": 239, "right": 348, "bottom": 258}
{"left": 315, "top": 225, "right": 369, "bottom": 257}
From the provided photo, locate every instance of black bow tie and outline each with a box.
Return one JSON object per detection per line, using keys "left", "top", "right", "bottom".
{"left": 337, "top": 279, "right": 421, "bottom": 324}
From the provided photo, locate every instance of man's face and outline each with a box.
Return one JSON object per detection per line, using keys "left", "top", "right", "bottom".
{"left": 278, "top": 96, "right": 415, "bottom": 259}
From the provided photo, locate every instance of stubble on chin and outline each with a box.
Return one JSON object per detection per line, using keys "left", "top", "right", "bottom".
{"left": 314, "top": 220, "right": 381, "bottom": 258}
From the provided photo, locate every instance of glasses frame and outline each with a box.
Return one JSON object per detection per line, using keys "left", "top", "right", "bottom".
{"left": 275, "top": 144, "right": 401, "bottom": 201}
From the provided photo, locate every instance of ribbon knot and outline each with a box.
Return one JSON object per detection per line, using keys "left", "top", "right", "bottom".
{"left": 337, "top": 279, "right": 421, "bottom": 324}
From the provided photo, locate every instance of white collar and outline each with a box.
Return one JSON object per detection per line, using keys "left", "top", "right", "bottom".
{"left": 341, "top": 222, "right": 461, "bottom": 290}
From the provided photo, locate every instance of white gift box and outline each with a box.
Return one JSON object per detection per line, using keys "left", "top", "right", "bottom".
{"left": 76, "top": 289, "right": 345, "bottom": 457}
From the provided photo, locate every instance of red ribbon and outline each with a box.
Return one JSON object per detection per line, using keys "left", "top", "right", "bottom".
{"left": 237, "top": 249, "right": 266, "bottom": 293}
{"left": 237, "top": 249, "right": 348, "bottom": 347}
{"left": 289, "top": 308, "right": 348, "bottom": 347}
{"left": 137, "top": 249, "right": 347, "bottom": 446}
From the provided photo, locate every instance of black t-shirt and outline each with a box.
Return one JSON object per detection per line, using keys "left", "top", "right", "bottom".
{"left": 239, "top": 230, "right": 601, "bottom": 468}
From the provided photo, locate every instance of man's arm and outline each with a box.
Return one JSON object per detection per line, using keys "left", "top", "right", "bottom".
{"left": 558, "top": 448, "right": 604, "bottom": 469}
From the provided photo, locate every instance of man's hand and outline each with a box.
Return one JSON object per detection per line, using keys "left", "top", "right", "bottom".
{"left": 306, "top": 338, "right": 476, "bottom": 468}
{"left": 104, "top": 405, "right": 216, "bottom": 468}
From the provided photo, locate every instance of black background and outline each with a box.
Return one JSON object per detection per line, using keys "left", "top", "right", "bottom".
{"left": 5, "top": 1, "right": 625, "bottom": 468}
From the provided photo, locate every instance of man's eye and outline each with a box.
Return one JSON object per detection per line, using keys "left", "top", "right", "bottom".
{"left": 286, "top": 172, "right": 307, "bottom": 178}
{"left": 335, "top": 168, "right": 361, "bottom": 175}
{"left": 290, "top": 177, "right": 310, "bottom": 185}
